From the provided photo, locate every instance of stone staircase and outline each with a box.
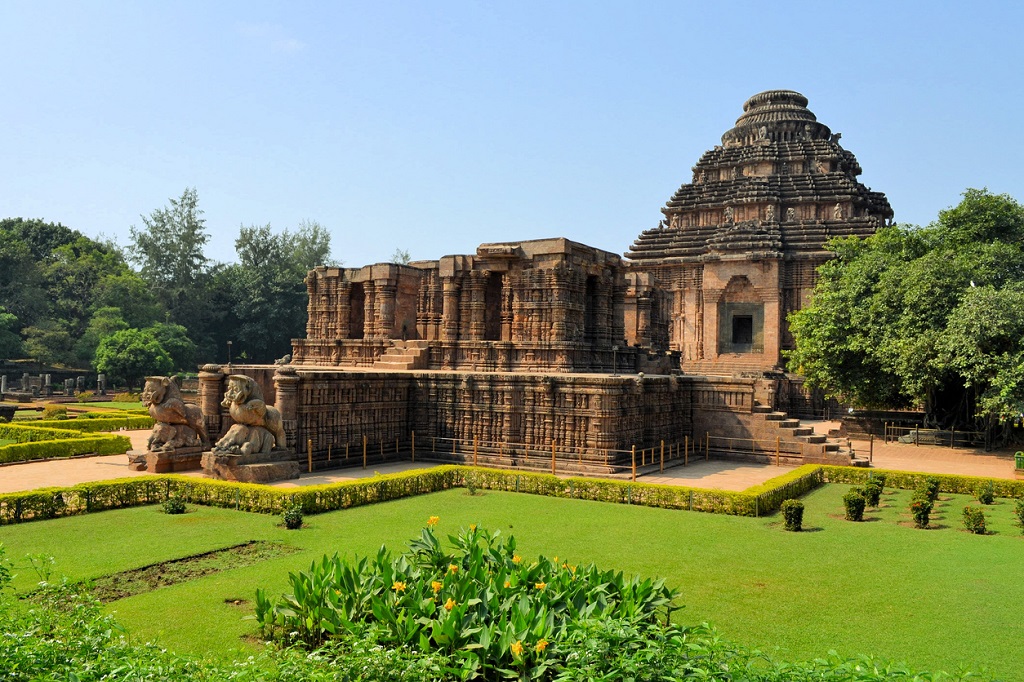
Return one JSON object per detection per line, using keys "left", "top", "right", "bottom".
{"left": 742, "top": 404, "right": 868, "bottom": 466}
{"left": 372, "top": 340, "right": 431, "bottom": 370}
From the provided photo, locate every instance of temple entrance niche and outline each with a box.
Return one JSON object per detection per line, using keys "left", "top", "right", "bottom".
{"left": 717, "top": 276, "right": 763, "bottom": 354}
{"left": 349, "top": 283, "right": 365, "bottom": 339}
{"left": 484, "top": 273, "right": 503, "bottom": 341}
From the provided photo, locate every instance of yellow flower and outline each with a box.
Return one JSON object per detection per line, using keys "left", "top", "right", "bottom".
{"left": 512, "top": 555, "right": 522, "bottom": 564}
{"left": 448, "top": 563, "right": 459, "bottom": 574}
{"left": 444, "top": 597, "right": 456, "bottom": 610}
{"left": 535, "top": 638, "right": 549, "bottom": 653}
{"left": 535, "top": 581, "right": 546, "bottom": 590}
{"left": 392, "top": 581, "right": 406, "bottom": 592}
{"left": 431, "top": 580, "right": 442, "bottom": 593}
{"left": 470, "top": 524, "right": 477, "bottom": 531}
{"left": 427, "top": 515, "right": 440, "bottom": 527}
{"left": 510, "top": 640, "right": 524, "bottom": 656}
{"left": 503, "top": 580, "right": 511, "bottom": 588}
{"left": 553, "top": 556, "right": 558, "bottom": 562}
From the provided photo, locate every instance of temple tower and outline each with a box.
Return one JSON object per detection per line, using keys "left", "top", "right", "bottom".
{"left": 626, "top": 89, "right": 893, "bottom": 374}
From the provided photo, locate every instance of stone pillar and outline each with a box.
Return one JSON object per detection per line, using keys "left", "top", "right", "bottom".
{"left": 43, "top": 374, "right": 52, "bottom": 396}
{"left": 467, "top": 272, "right": 486, "bottom": 340}
{"left": 376, "top": 281, "right": 397, "bottom": 339}
{"left": 1, "top": 375, "right": 7, "bottom": 394}
{"left": 441, "top": 277, "right": 460, "bottom": 341}
{"left": 97, "top": 374, "right": 107, "bottom": 395}
{"left": 198, "top": 364, "right": 225, "bottom": 443}
{"left": 21, "top": 373, "right": 29, "bottom": 392}
{"left": 64, "top": 378, "right": 74, "bottom": 395}
{"left": 274, "top": 366, "right": 299, "bottom": 450}
{"left": 363, "top": 281, "right": 377, "bottom": 339}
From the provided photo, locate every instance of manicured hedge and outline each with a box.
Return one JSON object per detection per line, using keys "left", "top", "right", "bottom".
{"left": 0, "top": 424, "right": 85, "bottom": 442}
{"left": 30, "top": 415, "right": 154, "bottom": 432}
{"left": 821, "top": 465, "right": 1024, "bottom": 498}
{"left": 0, "top": 463, "right": 825, "bottom": 525}
{"left": 0, "top": 434, "right": 133, "bottom": 464}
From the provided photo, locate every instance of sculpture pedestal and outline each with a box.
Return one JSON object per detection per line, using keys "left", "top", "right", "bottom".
{"left": 201, "top": 449, "right": 301, "bottom": 484}
{"left": 129, "top": 447, "right": 204, "bottom": 473}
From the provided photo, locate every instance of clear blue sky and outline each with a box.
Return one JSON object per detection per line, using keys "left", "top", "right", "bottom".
{"left": 2, "top": 1, "right": 1021, "bottom": 267}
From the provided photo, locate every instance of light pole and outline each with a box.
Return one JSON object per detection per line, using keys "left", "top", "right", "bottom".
{"left": 611, "top": 345, "right": 619, "bottom": 377}
{"left": 227, "top": 340, "right": 233, "bottom": 366}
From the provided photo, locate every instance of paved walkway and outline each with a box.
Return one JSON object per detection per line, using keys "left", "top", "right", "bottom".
{"left": 0, "top": 428, "right": 1018, "bottom": 495}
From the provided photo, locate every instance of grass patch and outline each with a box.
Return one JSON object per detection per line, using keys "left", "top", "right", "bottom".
{"left": 2, "top": 485, "right": 1021, "bottom": 677}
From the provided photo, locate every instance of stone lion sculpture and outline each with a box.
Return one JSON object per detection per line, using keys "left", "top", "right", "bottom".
{"left": 142, "top": 376, "right": 209, "bottom": 452}
{"left": 213, "top": 374, "right": 286, "bottom": 455}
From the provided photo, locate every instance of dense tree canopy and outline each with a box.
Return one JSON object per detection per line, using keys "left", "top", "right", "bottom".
{"left": 0, "top": 190, "right": 336, "bottom": 384}
{"left": 788, "top": 189, "right": 1024, "bottom": 432}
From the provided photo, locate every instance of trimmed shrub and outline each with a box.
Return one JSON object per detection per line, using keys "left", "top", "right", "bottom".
{"left": 780, "top": 499, "right": 803, "bottom": 531}
{"left": 843, "top": 489, "right": 866, "bottom": 521}
{"left": 1015, "top": 498, "right": 1024, "bottom": 534}
{"left": 977, "top": 482, "right": 994, "bottom": 505}
{"left": 962, "top": 506, "right": 987, "bottom": 534}
{"left": 924, "top": 476, "right": 941, "bottom": 502}
{"left": 910, "top": 494, "right": 932, "bottom": 529}
{"left": 821, "top": 465, "right": 1024, "bottom": 499}
{"left": 76, "top": 391, "right": 95, "bottom": 403}
{"left": 862, "top": 478, "right": 883, "bottom": 507}
{"left": 42, "top": 405, "right": 68, "bottom": 420}
{"left": 161, "top": 496, "right": 186, "bottom": 514}
{"left": 114, "top": 392, "right": 140, "bottom": 403}
{"left": 282, "top": 505, "right": 304, "bottom": 529}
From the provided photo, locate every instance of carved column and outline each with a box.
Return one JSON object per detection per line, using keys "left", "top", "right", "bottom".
{"left": 376, "top": 280, "right": 397, "bottom": 338}
{"left": 198, "top": 364, "right": 225, "bottom": 443}
{"left": 336, "top": 282, "right": 351, "bottom": 339}
{"left": 441, "top": 277, "right": 460, "bottom": 341}
{"left": 274, "top": 366, "right": 299, "bottom": 450}
{"left": 363, "top": 281, "right": 377, "bottom": 339}
{"left": 467, "top": 271, "right": 486, "bottom": 340}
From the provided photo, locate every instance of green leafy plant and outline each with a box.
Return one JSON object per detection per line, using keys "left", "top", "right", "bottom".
{"left": 977, "top": 482, "right": 994, "bottom": 505}
{"left": 76, "top": 390, "right": 95, "bottom": 403}
{"left": 780, "top": 498, "right": 804, "bottom": 531}
{"left": 281, "top": 505, "right": 304, "bottom": 529}
{"left": 910, "top": 493, "right": 933, "bottom": 529}
{"left": 843, "top": 488, "right": 866, "bottom": 521}
{"left": 924, "top": 476, "right": 941, "bottom": 502}
{"left": 962, "top": 505, "right": 987, "bottom": 534}
{"left": 1015, "top": 498, "right": 1024, "bottom": 534}
{"left": 41, "top": 405, "right": 68, "bottom": 420}
{"left": 114, "top": 392, "right": 141, "bottom": 403}
{"left": 256, "top": 520, "right": 679, "bottom": 678}
{"left": 862, "top": 477, "right": 883, "bottom": 507}
{"left": 161, "top": 496, "right": 187, "bottom": 515}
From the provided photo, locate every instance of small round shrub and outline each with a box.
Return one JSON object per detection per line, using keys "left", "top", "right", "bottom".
{"left": 862, "top": 478, "right": 883, "bottom": 507}
{"left": 76, "top": 390, "right": 95, "bottom": 403}
{"left": 1014, "top": 498, "right": 1024, "bottom": 534}
{"left": 976, "top": 483, "right": 994, "bottom": 505}
{"left": 42, "top": 405, "right": 68, "bottom": 420}
{"left": 781, "top": 499, "right": 804, "bottom": 532}
{"left": 910, "top": 496, "right": 932, "bottom": 529}
{"left": 115, "top": 391, "right": 141, "bottom": 403}
{"left": 282, "top": 505, "right": 304, "bottom": 530}
{"left": 843, "top": 489, "right": 866, "bottom": 522}
{"left": 923, "top": 476, "right": 941, "bottom": 502}
{"left": 962, "top": 506, "right": 986, "bottom": 535}
{"left": 162, "top": 496, "right": 187, "bottom": 515}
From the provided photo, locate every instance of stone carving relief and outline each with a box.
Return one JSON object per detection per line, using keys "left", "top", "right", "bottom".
{"left": 833, "top": 203, "right": 844, "bottom": 220}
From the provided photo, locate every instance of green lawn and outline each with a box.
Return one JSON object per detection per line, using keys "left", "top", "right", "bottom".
{"left": 1, "top": 484, "right": 1021, "bottom": 678}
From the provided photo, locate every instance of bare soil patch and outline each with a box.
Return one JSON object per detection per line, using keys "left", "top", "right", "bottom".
{"left": 88, "top": 541, "right": 299, "bottom": 602}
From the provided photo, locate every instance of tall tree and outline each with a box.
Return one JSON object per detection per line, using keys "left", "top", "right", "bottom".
{"left": 788, "top": 189, "right": 1024, "bottom": 433}
{"left": 128, "top": 188, "right": 210, "bottom": 328}
{"left": 94, "top": 328, "right": 173, "bottom": 390}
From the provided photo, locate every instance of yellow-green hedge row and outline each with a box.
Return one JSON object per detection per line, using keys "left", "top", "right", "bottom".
{"left": 30, "top": 415, "right": 154, "bottom": 432}
{"left": 0, "top": 463, "right": 824, "bottom": 526}
{"left": 821, "top": 465, "right": 1024, "bottom": 498}
{"left": 0, "top": 423, "right": 87, "bottom": 442}
{"left": 0, "top": 434, "right": 133, "bottom": 465}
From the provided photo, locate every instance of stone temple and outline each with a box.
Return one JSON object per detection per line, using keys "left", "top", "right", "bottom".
{"left": 193, "top": 90, "right": 891, "bottom": 477}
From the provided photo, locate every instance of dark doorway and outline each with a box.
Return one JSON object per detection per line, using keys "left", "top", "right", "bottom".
{"left": 484, "top": 273, "right": 503, "bottom": 341}
{"left": 349, "top": 283, "right": 365, "bottom": 339}
{"left": 732, "top": 315, "right": 753, "bottom": 345}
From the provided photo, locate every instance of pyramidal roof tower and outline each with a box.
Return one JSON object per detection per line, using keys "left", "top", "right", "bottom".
{"left": 623, "top": 90, "right": 893, "bottom": 374}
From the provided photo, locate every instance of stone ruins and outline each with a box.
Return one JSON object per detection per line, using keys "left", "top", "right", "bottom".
{"left": 186, "top": 90, "right": 891, "bottom": 479}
